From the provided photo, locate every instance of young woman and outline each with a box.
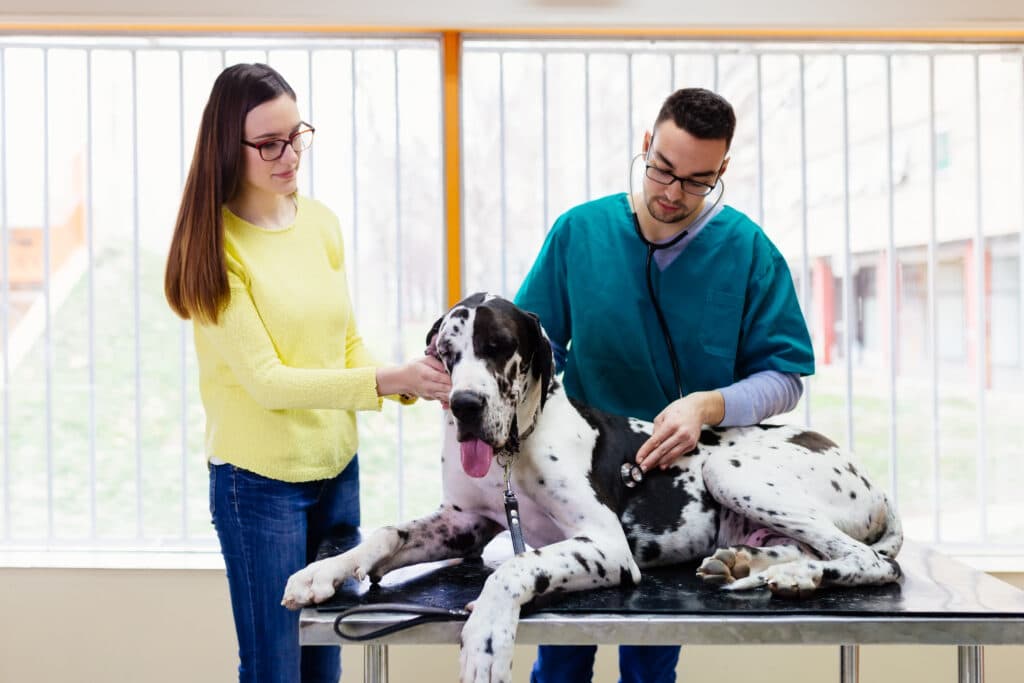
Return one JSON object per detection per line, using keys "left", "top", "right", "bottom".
{"left": 165, "top": 63, "right": 450, "bottom": 683}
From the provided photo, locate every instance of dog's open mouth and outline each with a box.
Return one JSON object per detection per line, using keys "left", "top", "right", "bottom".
{"left": 459, "top": 438, "right": 494, "bottom": 478}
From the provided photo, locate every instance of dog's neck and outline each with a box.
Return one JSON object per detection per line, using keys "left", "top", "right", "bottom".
{"left": 513, "top": 373, "right": 548, "bottom": 448}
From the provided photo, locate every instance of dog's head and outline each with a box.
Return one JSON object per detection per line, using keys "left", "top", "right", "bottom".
{"left": 426, "top": 293, "right": 554, "bottom": 478}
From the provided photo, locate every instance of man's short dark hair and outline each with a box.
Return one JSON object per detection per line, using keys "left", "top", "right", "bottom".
{"left": 654, "top": 88, "right": 736, "bottom": 150}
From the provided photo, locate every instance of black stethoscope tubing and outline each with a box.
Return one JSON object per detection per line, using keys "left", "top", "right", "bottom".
{"left": 627, "top": 154, "right": 726, "bottom": 401}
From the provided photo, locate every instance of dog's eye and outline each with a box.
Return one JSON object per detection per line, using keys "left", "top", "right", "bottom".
{"left": 485, "top": 334, "right": 515, "bottom": 353}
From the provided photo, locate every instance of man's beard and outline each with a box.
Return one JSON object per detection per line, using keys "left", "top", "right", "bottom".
{"left": 645, "top": 195, "right": 696, "bottom": 225}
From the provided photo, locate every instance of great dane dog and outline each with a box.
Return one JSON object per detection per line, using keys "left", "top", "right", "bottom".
{"left": 283, "top": 293, "right": 903, "bottom": 683}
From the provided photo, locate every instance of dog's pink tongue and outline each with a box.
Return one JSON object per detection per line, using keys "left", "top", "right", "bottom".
{"left": 460, "top": 439, "right": 494, "bottom": 478}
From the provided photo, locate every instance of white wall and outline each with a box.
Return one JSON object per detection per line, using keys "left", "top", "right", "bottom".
{"left": 1, "top": 0, "right": 1024, "bottom": 31}
{"left": 1, "top": 566, "right": 1023, "bottom": 683}
{"left": 0, "top": 4, "right": 1021, "bottom": 682}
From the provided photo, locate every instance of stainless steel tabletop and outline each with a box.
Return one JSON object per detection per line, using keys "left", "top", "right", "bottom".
{"left": 299, "top": 541, "right": 1024, "bottom": 647}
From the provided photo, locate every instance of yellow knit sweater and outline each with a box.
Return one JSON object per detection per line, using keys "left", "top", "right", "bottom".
{"left": 194, "top": 197, "right": 387, "bottom": 482}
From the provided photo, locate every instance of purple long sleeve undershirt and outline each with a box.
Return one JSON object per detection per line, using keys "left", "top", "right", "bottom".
{"left": 717, "top": 370, "right": 803, "bottom": 427}
{"left": 549, "top": 335, "right": 802, "bottom": 426}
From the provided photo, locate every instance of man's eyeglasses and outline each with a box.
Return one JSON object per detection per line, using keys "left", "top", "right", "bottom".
{"left": 242, "top": 123, "right": 315, "bottom": 161}
{"left": 644, "top": 164, "right": 717, "bottom": 197}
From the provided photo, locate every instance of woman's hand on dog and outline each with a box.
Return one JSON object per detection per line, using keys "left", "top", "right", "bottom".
{"left": 376, "top": 356, "right": 451, "bottom": 403}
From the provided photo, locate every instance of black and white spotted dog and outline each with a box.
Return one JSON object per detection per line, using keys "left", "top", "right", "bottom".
{"left": 283, "top": 293, "right": 903, "bottom": 683}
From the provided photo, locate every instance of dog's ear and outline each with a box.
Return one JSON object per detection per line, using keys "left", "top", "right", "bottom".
{"left": 425, "top": 315, "right": 444, "bottom": 357}
{"left": 525, "top": 311, "right": 554, "bottom": 408}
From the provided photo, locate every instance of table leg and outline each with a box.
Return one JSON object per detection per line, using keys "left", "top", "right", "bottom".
{"left": 363, "top": 644, "right": 389, "bottom": 683}
{"left": 957, "top": 645, "right": 984, "bottom": 683}
{"left": 839, "top": 644, "right": 859, "bottom": 683}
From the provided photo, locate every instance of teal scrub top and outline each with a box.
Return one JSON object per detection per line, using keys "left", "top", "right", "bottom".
{"left": 514, "top": 193, "right": 815, "bottom": 422}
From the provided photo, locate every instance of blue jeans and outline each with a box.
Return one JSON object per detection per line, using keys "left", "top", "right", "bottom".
{"left": 531, "top": 644, "right": 680, "bottom": 683}
{"left": 210, "top": 457, "right": 362, "bottom": 683}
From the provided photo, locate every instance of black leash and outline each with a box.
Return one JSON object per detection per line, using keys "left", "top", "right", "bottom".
{"left": 332, "top": 601, "right": 546, "bottom": 641}
{"left": 498, "top": 417, "right": 527, "bottom": 556}
{"left": 333, "top": 603, "right": 471, "bottom": 641}
{"left": 503, "top": 489, "right": 525, "bottom": 555}
{"left": 501, "top": 458, "right": 527, "bottom": 555}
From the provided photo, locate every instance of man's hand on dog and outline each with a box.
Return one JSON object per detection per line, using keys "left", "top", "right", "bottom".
{"left": 635, "top": 390, "right": 725, "bottom": 471}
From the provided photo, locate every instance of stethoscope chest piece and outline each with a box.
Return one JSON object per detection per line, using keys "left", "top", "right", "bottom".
{"left": 620, "top": 462, "right": 644, "bottom": 488}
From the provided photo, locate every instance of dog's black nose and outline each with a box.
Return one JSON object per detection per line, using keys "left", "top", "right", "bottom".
{"left": 450, "top": 391, "right": 487, "bottom": 422}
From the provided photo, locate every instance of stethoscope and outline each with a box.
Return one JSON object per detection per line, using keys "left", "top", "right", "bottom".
{"left": 620, "top": 153, "right": 726, "bottom": 489}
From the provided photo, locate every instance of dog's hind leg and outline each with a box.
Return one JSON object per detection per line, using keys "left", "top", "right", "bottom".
{"left": 866, "top": 494, "right": 903, "bottom": 559}
{"left": 703, "top": 504, "right": 903, "bottom": 596}
{"left": 704, "top": 504, "right": 902, "bottom": 597}
{"left": 282, "top": 504, "right": 502, "bottom": 608}
{"left": 700, "top": 455, "right": 902, "bottom": 596}
{"left": 699, "top": 510, "right": 820, "bottom": 585}
{"left": 722, "top": 524, "right": 903, "bottom": 597}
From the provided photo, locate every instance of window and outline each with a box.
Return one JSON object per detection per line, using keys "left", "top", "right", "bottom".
{"left": 460, "top": 38, "right": 1024, "bottom": 553}
{"left": 2, "top": 35, "right": 1022, "bottom": 557}
{"left": 937, "top": 259, "right": 967, "bottom": 363}
{"left": 0, "top": 36, "right": 444, "bottom": 547}
{"left": 991, "top": 251, "right": 1020, "bottom": 370}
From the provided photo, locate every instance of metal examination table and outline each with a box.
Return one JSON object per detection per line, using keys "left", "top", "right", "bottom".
{"left": 300, "top": 541, "right": 1024, "bottom": 682}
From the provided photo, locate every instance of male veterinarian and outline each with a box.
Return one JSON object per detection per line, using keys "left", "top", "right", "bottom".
{"left": 515, "top": 87, "right": 815, "bottom": 683}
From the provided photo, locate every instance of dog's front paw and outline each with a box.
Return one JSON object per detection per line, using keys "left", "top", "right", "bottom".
{"left": 281, "top": 555, "right": 356, "bottom": 610}
{"left": 458, "top": 598, "right": 518, "bottom": 683}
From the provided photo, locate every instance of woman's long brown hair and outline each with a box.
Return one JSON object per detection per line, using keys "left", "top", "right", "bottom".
{"left": 165, "top": 63, "right": 296, "bottom": 324}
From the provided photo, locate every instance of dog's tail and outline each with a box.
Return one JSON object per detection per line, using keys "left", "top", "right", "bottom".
{"left": 869, "top": 493, "right": 903, "bottom": 559}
